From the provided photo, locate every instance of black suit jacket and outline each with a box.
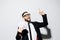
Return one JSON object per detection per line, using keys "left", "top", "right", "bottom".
{"left": 16, "top": 14, "right": 48, "bottom": 40}
{"left": 31, "top": 14, "right": 48, "bottom": 40}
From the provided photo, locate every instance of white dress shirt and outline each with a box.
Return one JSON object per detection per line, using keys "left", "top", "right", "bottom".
{"left": 18, "top": 21, "right": 37, "bottom": 40}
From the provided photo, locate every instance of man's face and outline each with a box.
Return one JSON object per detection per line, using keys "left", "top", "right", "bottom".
{"left": 23, "top": 13, "right": 31, "bottom": 22}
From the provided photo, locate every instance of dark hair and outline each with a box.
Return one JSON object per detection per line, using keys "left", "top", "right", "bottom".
{"left": 22, "top": 11, "right": 28, "bottom": 17}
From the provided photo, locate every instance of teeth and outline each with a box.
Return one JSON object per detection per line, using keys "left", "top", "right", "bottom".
{"left": 28, "top": 19, "right": 30, "bottom": 20}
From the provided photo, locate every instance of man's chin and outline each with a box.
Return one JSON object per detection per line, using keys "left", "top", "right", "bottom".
{"left": 27, "top": 20, "right": 31, "bottom": 22}
{"left": 25, "top": 19, "right": 31, "bottom": 22}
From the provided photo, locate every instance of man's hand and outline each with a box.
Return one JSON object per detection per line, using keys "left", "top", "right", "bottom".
{"left": 38, "top": 9, "right": 46, "bottom": 15}
{"left": 18, "top": 27, "right": 24, "bottom": 33}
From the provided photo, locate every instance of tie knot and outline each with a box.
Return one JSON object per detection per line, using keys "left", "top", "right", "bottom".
{"left": 28, "top": 22, "right": 30, "bottom": 24}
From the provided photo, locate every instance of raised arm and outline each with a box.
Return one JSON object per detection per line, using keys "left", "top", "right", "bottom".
{"left": 16, "top": 27, "right": 23, "bottom": 40}
{"left": 36, "top": 9, "right": 48, "bottom": 28}
{"left": 16, "top": 26, "right": 28, "bottom": 40}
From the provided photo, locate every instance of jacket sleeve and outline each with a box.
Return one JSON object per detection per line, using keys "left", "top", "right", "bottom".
{"left": 16, "top": 29, "right": 28, "bottom": 40}
{"left": 16, "top": 31, "right": 22, "bottom": 40}
{"left": 35, "top": 14, "right": 48, "bottom": 28}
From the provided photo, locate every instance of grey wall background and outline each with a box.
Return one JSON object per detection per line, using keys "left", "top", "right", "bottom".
{"left": 0, "top": 0, "right": 60, "bottom": 40}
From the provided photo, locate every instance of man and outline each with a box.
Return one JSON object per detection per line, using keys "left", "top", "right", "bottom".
{"left": 16, "top": 9, "right": 48, "bottom": 40}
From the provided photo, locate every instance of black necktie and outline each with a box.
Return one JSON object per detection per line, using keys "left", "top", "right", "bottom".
{"left": 28, "top": 22, "right": 32, "bottom": 40}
